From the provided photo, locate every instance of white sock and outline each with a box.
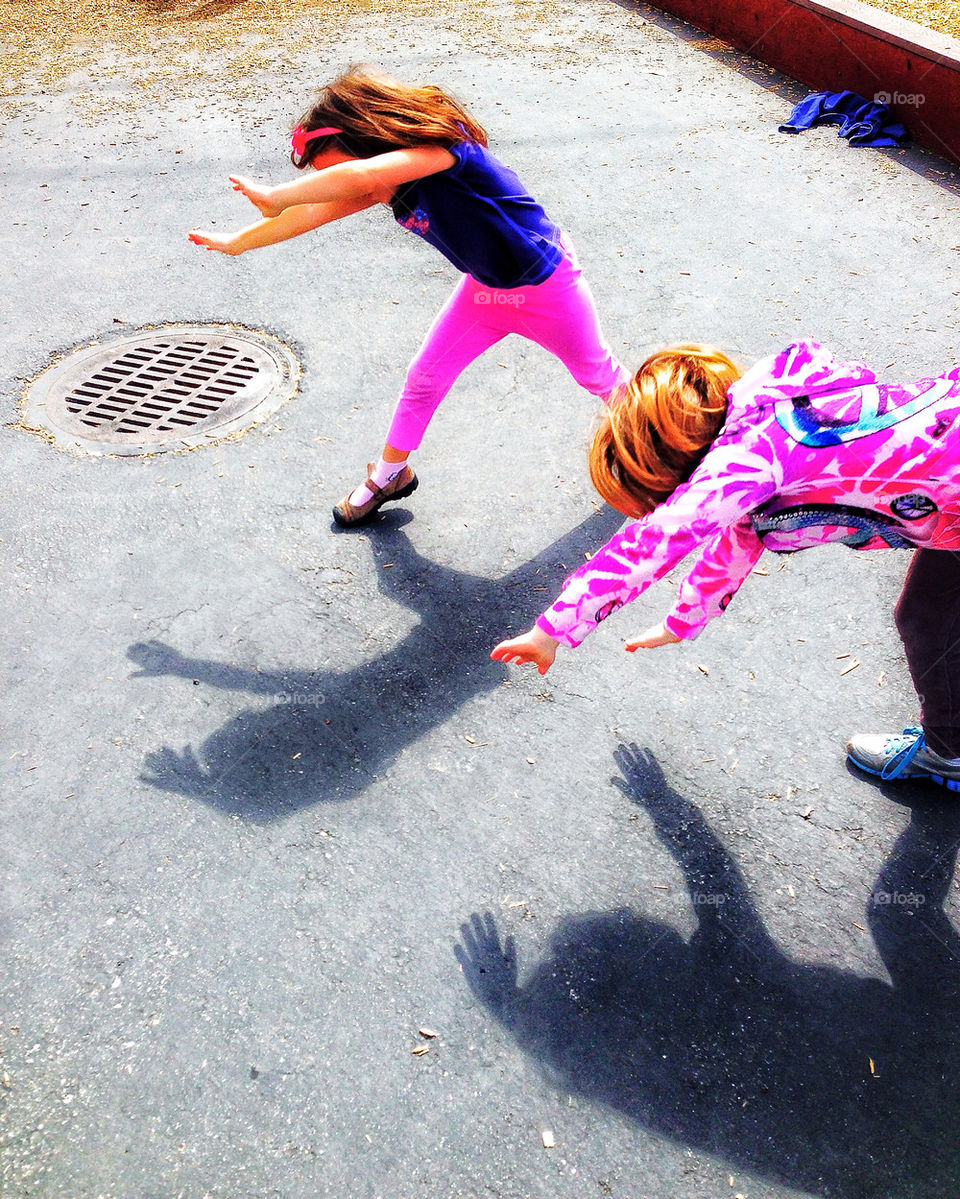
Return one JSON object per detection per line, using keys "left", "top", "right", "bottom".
{"left": 348, "top": 457, "right": 408, "bottom": 508}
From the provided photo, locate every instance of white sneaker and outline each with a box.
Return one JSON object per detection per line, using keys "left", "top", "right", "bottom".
{"left": 846, "top": 727, "right": 960, "bottom": 791}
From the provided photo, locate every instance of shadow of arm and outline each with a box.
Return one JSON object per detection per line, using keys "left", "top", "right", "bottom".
{"left": 127, "top": 639, "right": 286, "bottom": 696}
{"left": 613, "top": 743, "right": 778, "bottom": 967}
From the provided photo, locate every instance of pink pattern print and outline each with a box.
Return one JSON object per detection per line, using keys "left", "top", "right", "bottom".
{"left": 537, "top": 340, "right": 960, "bottom": 648}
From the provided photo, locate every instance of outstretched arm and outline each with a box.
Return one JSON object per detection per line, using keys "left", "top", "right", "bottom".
{"left": 491, "top": 605, "right": 681, "bottom": 674}
{"left": 537, "top": 443, "right": 780, "bottom": 651}
{"left": 188, "top": 193, "right": 380, "bottom": 255}
{"left": 622, "top": 518, "right": 766, "bottom": 651}
{"left": 229, "top": 145, "right": 456, "bottom": 218}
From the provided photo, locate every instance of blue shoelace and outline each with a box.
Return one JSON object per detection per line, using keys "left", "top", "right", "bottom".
{"left": 880, "top": 726, "right": 927, "bottom": 780}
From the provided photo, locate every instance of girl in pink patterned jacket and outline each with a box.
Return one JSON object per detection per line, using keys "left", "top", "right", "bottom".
{"left": 492, "top": 338, "right": 960, "bottom": 790}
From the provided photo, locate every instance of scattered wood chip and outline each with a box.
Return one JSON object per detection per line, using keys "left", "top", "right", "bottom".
{"left": 526, "top": 758, "right": 535, "bottom": 765}
{"left": 464, "top": 736, "right": 476, "bottom": 744}
{"left": 869, "top": 1057, "right": 876, "bottom": 1075}
{"left": 801, "top": 806, "right": 814, "bottom": 820}
{"left": 291, "top": 753, "right": 301, "bottom": 760}
{"left": 541, "top": 1128, "right": 555, "bottom": 1149}
{"left": 852, "top": 921, "right": 866, "bottom": 931}
{"left": 877, "top": 671, "right": 887, "bottom": 687}
{"left": 411, "top": 1045, "right": 430, "bottom": 1056}
{"left": 697, "top": 664, "right": 709, "bottom": 675}
{"left": 418, "top": 1027, "right": 438, "bottom": 1039}
{"left": 1, "top": 1072, "right": 10, "bottom": 1089}
{"left": 840, "top": 660, "right": 860, "bottom": 676}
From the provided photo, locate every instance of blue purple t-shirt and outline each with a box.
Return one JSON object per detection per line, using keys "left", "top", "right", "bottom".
{"left": 389, "top": 140, "right": 563, "bottom": 289}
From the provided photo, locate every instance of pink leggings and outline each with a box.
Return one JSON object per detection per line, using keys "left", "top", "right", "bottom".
{"left": 385, "top": 242, "right": 628, "bottom": 452}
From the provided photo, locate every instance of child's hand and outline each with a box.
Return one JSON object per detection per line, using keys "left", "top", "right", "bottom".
{"left": 188, "top": 229, "right": 242, "bottom": 255}
{"left": 229, "top": 175, "right": 283, "bottom": 218}
{"left": 490, "top": 626, "right": 559, "bottom": 675}
{"left": 625, "top": 622, "right": 682, "bottom": 651}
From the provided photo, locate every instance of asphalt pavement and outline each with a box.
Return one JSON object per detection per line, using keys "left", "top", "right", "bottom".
{"left": 3, "top": 1, "right": 960, "bottom": 1196}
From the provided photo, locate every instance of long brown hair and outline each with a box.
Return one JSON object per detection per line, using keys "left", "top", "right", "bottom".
{"left": 590, "top": 345, "right": 743, "bottom": 518}
{"left": 291, "top": 66, "right": 488, "bottom": 167}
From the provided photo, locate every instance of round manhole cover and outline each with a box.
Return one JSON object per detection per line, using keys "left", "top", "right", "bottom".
{"left": 22, "top": 324, "right": 300, "bottom": 455}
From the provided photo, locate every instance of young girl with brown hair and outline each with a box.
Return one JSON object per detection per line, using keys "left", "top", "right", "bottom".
{"left": 189, "top": 67, "right": 627, "bottom": 525}
{"left": 492, "top": 338, "right": 960, "bottom": 791}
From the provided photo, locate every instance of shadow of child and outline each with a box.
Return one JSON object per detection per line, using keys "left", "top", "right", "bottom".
{"left": 456, "top": 744, "right": 960, "bottom": 1198}
{"left": 128, "top": 506, "right": 624, "bottom": 821}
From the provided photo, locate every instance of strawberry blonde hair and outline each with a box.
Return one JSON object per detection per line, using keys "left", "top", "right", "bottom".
{"left": 292, "top": 66, "right": 488, "bottom": 167}
{"left": 590, "top": 345, "right": 743, "bottom": 518}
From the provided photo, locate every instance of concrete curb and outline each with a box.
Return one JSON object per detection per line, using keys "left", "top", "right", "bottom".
{"left": 647, "top": 0, "right": 960, "bottom": 165}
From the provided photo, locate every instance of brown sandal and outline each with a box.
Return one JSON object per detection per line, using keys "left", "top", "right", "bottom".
{"left": 332, "top": 462, "right": 419, "bottom": 527}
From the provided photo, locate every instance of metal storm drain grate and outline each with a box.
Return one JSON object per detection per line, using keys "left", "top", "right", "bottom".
{"left": 22, "top": 324, "right": 300, "bottom": 455}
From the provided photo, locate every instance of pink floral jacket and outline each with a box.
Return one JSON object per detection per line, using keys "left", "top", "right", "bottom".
{"left": 537, "top": 340, "right": 960, "bottom": 647}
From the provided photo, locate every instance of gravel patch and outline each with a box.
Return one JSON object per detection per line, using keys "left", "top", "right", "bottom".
{"left": 859, "top": 0, "right": 960, "bottom": 40}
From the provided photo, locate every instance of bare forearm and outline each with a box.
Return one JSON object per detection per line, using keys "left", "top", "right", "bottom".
{"left": 230, "top": 201, "right": 353, "bottom": 252}
{"left": 240, "top": 147, "right": 454, "bottom": 215}
{"left": 190, "top": 194, "right": 377, "bottom": 256}
{"left": 267, "top": 161, "right": 375, "bottom": 211}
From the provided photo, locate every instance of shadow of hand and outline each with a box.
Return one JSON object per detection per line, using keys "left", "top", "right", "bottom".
{"left": 612, "top": 742, "right": 696, "bottom": 846}
{"left": 454, "top": 911, "right": 520, "bottom": 1020}
{"left": 141, "top": 745, "right": 211, "bottom": 796}
{"left": 128, "top": 639, "right": 191, "bottom": 678}
{"left": 612, "top": 742, "right": 668, "bottom": 797}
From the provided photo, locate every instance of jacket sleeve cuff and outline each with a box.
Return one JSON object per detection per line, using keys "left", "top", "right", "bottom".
{"left": 536, "top": 613, "right": 583, "bottom": 649}
{"left": 663, "top": 610, "right": 706, "bottom": 641}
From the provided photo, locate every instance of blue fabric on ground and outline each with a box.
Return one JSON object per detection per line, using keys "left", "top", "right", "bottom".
{"left": 779, "top": 90, "right": 907, "bottom": 147}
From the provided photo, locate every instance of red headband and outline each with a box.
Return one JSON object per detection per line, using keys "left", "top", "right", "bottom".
{"left": 291, "top": 125, "right": 343, "bottom": 158}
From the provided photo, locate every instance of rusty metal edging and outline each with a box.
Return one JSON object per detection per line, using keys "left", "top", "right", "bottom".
{"left": 644, "top": 0, "right": 960, "bottom": 166}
